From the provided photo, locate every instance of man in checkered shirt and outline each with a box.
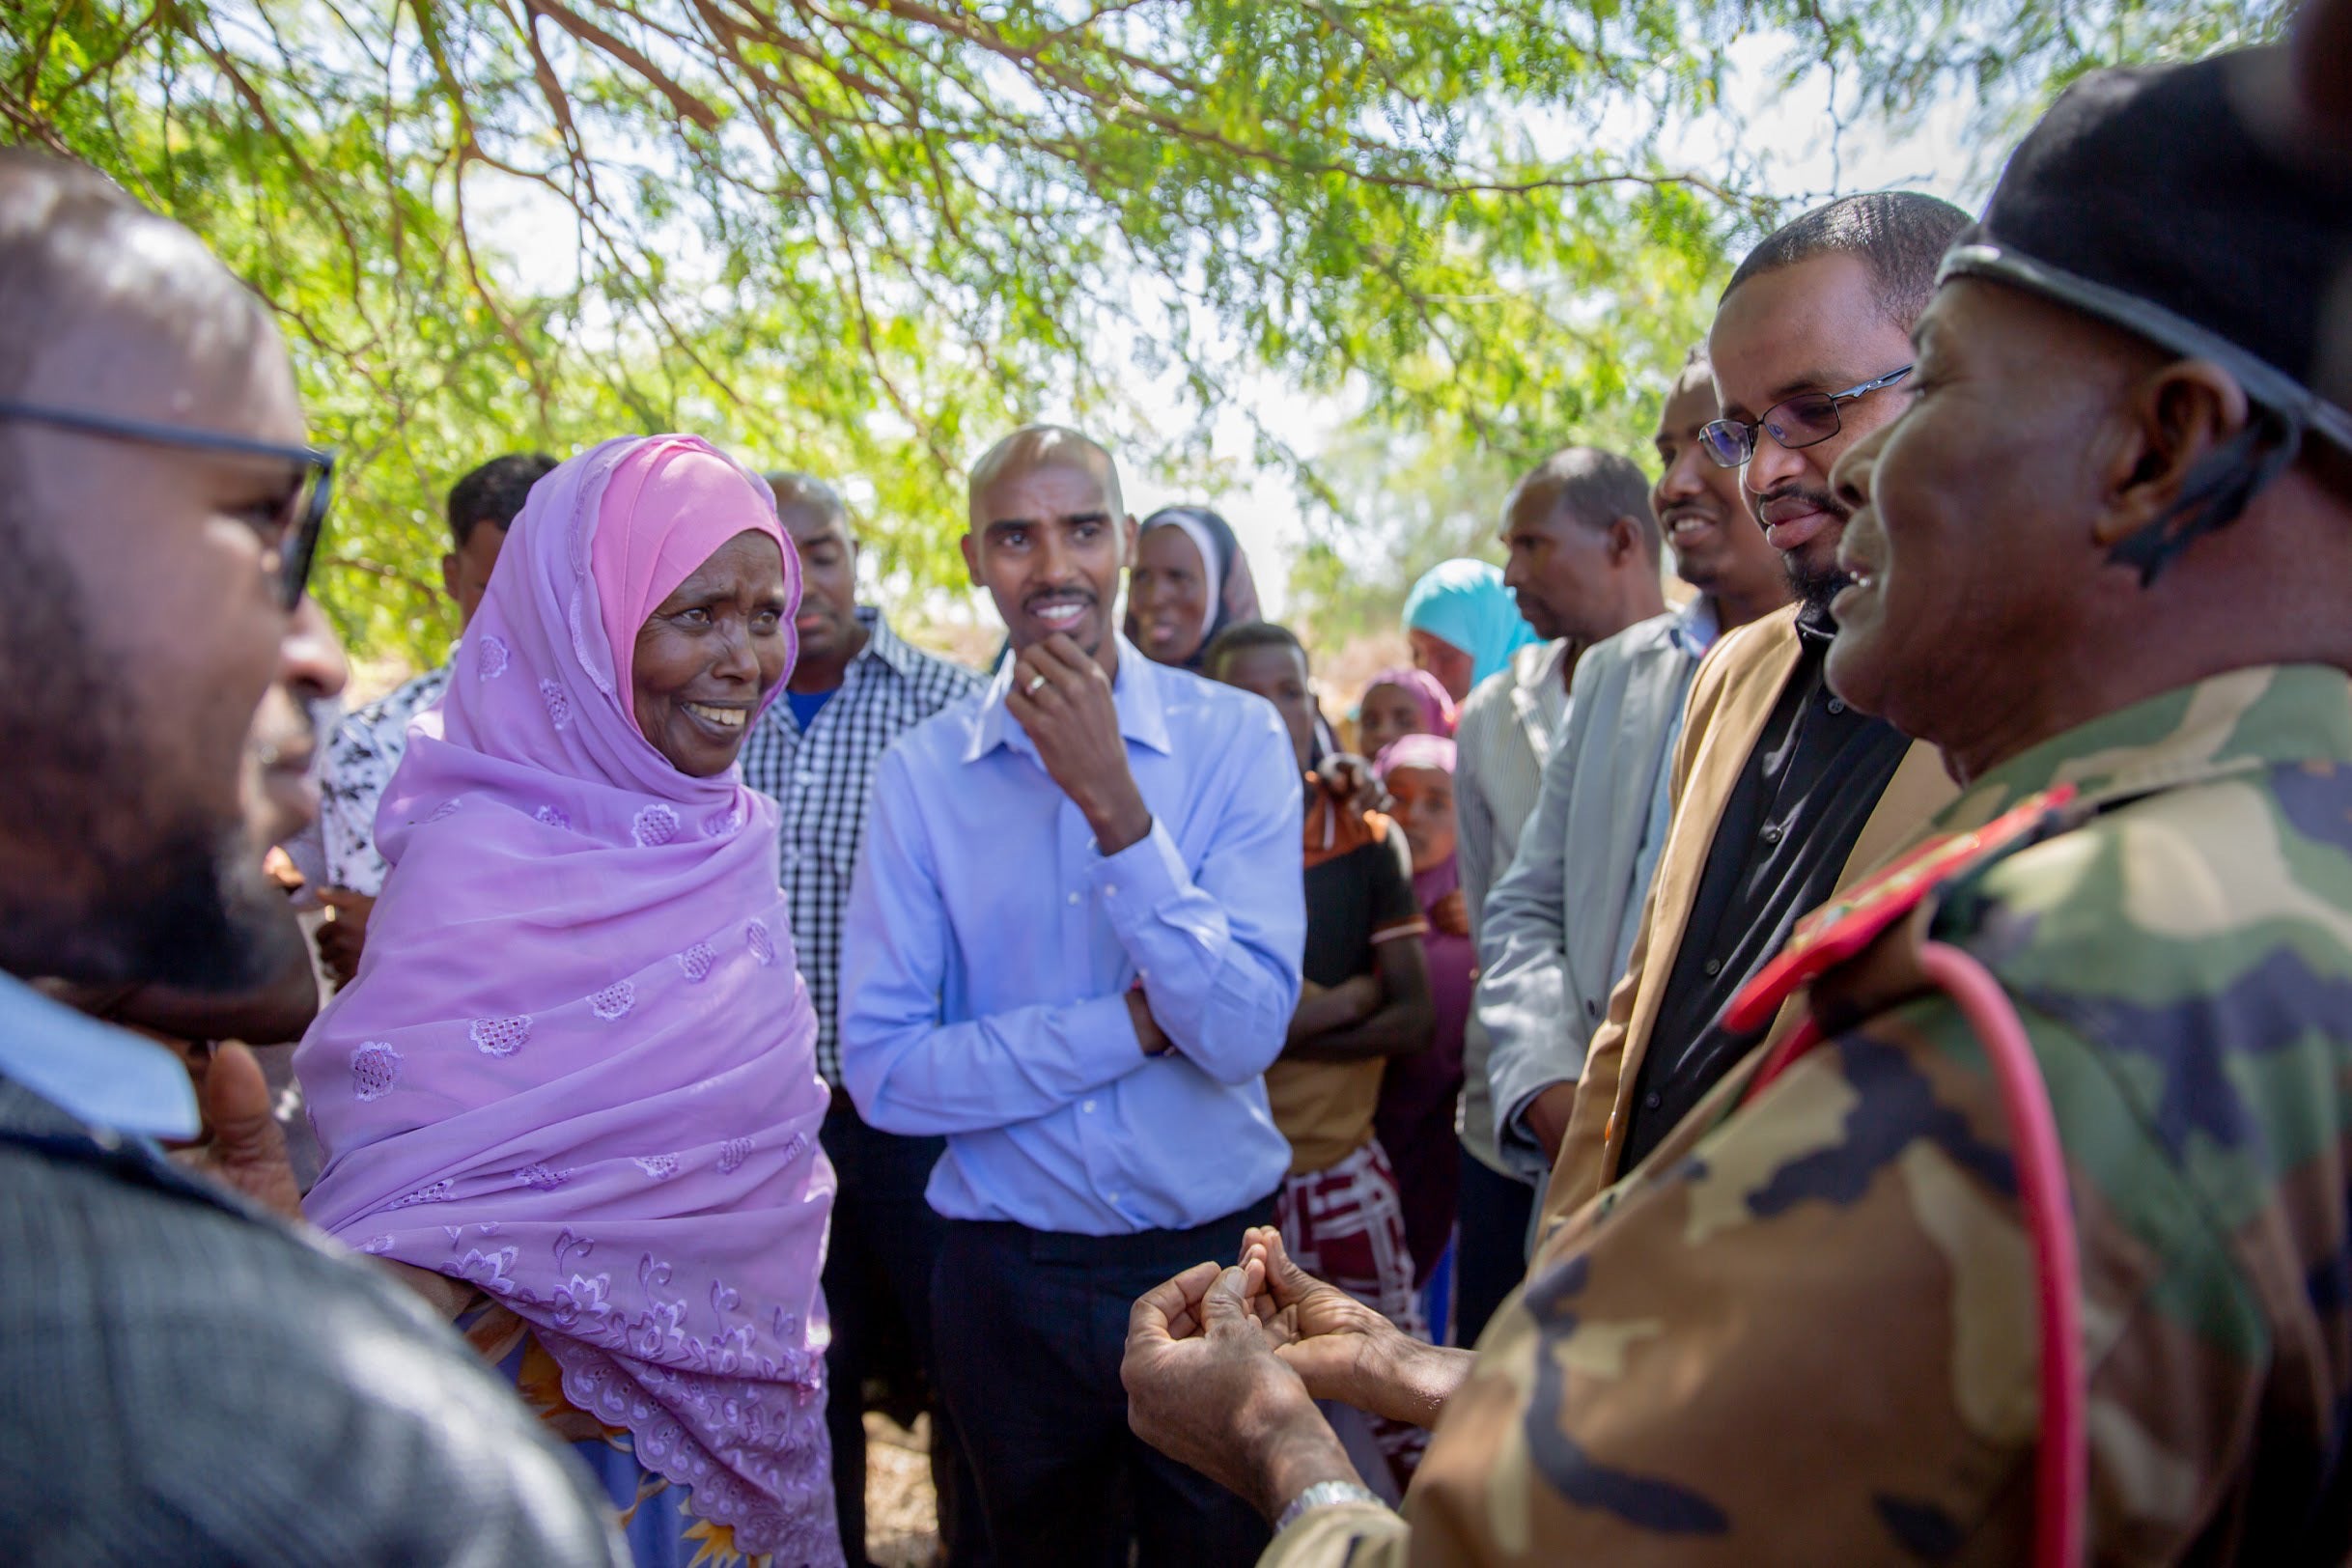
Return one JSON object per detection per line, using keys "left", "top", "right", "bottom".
{"left": 739, "top": 472, "right": 983, "bottom": 1567}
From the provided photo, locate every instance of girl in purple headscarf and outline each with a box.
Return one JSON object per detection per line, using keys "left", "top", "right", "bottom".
{"left": 294, "top": 435, "right": 841, "bottom": 1567}
{"left": 1370, "top": 734, "right": 1470, "bottom": 1298}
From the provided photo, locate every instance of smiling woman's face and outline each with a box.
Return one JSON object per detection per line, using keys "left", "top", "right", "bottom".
{"left": 631, "top": 529, "right": 792, "bottom": 776}
{"left": 1128, "top": 524, "right": 1212, "bottom": 665}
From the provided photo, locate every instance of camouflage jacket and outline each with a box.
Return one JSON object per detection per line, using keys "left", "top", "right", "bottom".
{"left": 1262, "top": 665, "right": 2352, "bottom": 1565}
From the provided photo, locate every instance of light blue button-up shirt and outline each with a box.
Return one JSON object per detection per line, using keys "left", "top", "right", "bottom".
{"left": 0, "top": 971, "right": 200, "bottom": 1138}
{"left": 840, "top": 638, "right": 1304, "bottom": 1235}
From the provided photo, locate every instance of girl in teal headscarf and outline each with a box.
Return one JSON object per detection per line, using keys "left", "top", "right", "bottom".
{"left": 1401, "top": 559, "right": 1539, "bottom": 701}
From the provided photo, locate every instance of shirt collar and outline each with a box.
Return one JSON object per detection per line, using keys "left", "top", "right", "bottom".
{"left": 1940, "top": 665, "right": 2352, "bottom": 829}
{"left": 0, "top": 972, "right": 200, "bottom": 1139}
{"left": 854, "top": 606, "right": 925, "bottom": 683}
{"left": 1519, "top": 638, "right": 1574, "bottom": 691}
{"left": 1794, "top": 600, "right": 1839, "bottom": 647}
{"left": 1670, "top": 596, "right": 1722, "bottom": 658}
{"left": 965, "top": 634, "right": 1172, "bottom": 764}
{"left": 1504, "top": 639, "right": 1579, "bottom": 738}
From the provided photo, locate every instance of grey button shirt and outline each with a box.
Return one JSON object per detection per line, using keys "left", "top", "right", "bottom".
{"left": 0, "top": 971, "right": 627, "bottom": 1566}
{"left": 1477, "top": 600, "right": 1722, "bottom": 1182}
{"left": 1452, "top": 638, "right": 1575, "bottom": 1170}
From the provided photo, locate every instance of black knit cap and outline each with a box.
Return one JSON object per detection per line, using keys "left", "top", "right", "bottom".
{"left": 1942, "top": 47, "right": 2352, "bottom": 578}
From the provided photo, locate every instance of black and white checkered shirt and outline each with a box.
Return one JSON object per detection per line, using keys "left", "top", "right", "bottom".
{"left": 741, "top": 607, "right": 983, "bottom": 1084}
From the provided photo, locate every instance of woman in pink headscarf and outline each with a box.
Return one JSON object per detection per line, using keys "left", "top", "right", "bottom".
{"left": 294, "top": 435, "right": 840, "bottom": 1567}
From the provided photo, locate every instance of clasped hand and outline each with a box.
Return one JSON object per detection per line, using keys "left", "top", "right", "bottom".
{"left": 1120, "top": 1226, "right": 1418, "bottom": 1519}
{"left": 1242, "top": 1224, "right": 1420, "bottom": 1408}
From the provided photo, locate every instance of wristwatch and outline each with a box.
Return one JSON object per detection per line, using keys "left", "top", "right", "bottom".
{"left": 1273, "top": 1479, "right": 1389, "bottom": 1534}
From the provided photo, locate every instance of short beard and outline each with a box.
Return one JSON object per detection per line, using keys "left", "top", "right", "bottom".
{"left": 0, "top": 499, "right": 281, "bottom": 992}
{"left": 1759, "top": 483, "right": 1854, "bottom": 626}
{"left": 69, "top": 824, "right": 283, "bottom": 992}
{"left": 1783, "top": 549, "right": 1854, "bottom": 625}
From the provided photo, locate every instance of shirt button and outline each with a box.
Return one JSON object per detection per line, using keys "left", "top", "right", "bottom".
{"left": 1760, "top": 824, "right": 1783, "bottom": 844}
{"left": 1703, "top": 957, "right": 1722, "bottom": 976}
{"left": 794, "top": 771, "right": 814, "bottom": 787}
{"left": 1068, "top": 891, "right": 1081, "bottom": 906}
{"left": 1082, "top": 1100, "right": 1097, "bottom": 1113}
{"left": 1585, "top": 999, "right": 1600, "bottom": 1019}
{"left": 1644, "top": 1092, "right": 1663, "bottom": 1109}
{"left": 1104, "top": 883, "right": 1119, "bottom": 898}
{"left": 1827, "top": 698, "right": 1847, "bottom": 715}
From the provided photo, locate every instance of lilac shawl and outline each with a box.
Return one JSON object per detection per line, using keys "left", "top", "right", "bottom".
{"left": 294, "top": 435, "right": 840, "bottom": 1562}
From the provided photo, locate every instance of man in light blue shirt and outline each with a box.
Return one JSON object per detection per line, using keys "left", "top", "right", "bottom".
{"left": 841, "top": 424, "right": 1304, "bottom": 1563}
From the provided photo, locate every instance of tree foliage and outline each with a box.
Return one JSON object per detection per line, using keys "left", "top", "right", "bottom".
{"left": 0, "top": 0, "right": 2287, "bottom": 662}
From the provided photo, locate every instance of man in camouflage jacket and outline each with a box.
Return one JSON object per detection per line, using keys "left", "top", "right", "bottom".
{"left": 1122, "top": 46, "right": 2352, "bottom": 1565}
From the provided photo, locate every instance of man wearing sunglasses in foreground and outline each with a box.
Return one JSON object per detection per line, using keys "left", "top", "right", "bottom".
{"left": 1532, "top": 190, "right": 1971, "bottom": 1227}
{"left": 0, "top": 151, "right": 622, "bottom": 1562}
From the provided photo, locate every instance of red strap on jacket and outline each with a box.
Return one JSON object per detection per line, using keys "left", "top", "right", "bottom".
{"left": 1729, "top": 785, "right": 2086, "bottom": 1568}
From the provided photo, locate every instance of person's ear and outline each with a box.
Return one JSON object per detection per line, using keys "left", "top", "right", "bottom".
{"left": 1122, "top": 512, "right": 1140, "bottom": 568}
{"left": 1609, "top": 516, "right": 1640, "bottom": 567}
{"left": 959, "top": 528, "right": 982, "bottom": 588}
{"left": 440, "top": 550, "right": 462, "bottom": 602}
{"left": 2089, "top": 358, "right": 2254, "bottom": 551}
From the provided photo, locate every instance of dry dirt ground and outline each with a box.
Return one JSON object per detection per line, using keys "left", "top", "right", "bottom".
{"left": 863, "top": 1412, "right": 940, "bottom": 1567}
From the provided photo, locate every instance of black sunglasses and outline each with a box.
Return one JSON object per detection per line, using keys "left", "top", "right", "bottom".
{"left": 0, "top": 398, "right": 335, "bottom": 609}
{"left": 1699, "top": 365, "right": 1914, "bottom": 469}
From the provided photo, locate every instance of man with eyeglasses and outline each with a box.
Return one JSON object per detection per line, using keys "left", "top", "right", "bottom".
{"left": 1537, "top": 191, "right": 1971, "bottom": 1226}
{"left": 0, "top": 151, "right": 623, "bottom": 1563}
{"left": 1477, "top": 350, "right": 1793, "bottom": 1219}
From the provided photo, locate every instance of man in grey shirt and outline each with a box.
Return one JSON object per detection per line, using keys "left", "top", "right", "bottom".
{"left": 1450, "top": 446, "right": 1666, "bottom": 1341}
{"left": 0, "top": 151, "right": 623, "bottom": 1565}
{"left": 1478, "top": 352, "right": 1790, "bottom": 1201}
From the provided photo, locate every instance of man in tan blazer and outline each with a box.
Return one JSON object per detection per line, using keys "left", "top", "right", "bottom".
{"left": 1542, "top": 191, "right": 1972, "bottom": 1225}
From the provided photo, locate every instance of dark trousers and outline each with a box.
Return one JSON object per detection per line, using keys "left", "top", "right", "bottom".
{"left": 931, "top": 1198, "right": 1277, "bottom": 1567}
{"left": 821, "top": 1100, "right": 982, "bottom": 1566}
{"left": 1452, "top": 1150, "right": 1535, "bottom": 1347}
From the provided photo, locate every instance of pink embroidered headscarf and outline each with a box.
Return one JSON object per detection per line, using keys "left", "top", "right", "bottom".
{"left": 294, "top": 434, "right": 841, "bottom": 1562}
